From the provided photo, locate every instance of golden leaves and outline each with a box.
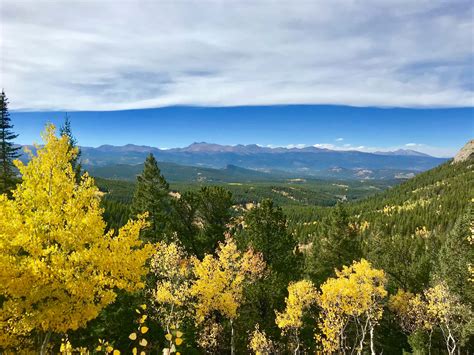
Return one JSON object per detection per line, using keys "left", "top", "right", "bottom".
{"left": 190, "top": 235, "right": 265, "bottom": 323}
{"left": 316, "top": 259, "right": 387, "bottom": 353}
{"left": 275, "top": 280, "right": 317, "bottom": 333}
{"left": 0, "top": 124, "right": 153, "bottom": 345}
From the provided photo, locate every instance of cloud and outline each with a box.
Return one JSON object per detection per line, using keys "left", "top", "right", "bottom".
{"left": 2, "top": 0, "right": 473, "bottom": 110}
{"left": 335, "top": 138, "right": 344, "bottom": 142}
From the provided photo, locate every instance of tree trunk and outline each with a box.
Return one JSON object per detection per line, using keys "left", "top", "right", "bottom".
{"left": 40, "top": 331, "right": 52, "bottom": 355}
{"left": 428, "top": 329, "right": 433, "bottom": 355}
{"left": 294, "top": 329, "right": 300, "bottom": 355}
{"left": 369, "top": 320, "right": 375, "bottom": 355}
{"left": 230, "top": 319, "right": 235, "bottom": 355}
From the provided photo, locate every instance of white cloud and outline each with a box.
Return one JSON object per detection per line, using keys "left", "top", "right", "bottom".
{"left": 314, "top": 143, "right": 336, "bottom": 149}
{"left": 2, "top": 0, "right": 473, "bottom": 111}
{"left": 335, "top": 138, "right": 344, "bottom": 142}
{"left": 286, "top": 144, "right": 307, "bottom": 149}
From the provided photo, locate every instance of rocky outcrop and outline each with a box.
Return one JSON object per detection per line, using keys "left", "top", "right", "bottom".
{"left": 453, "top": 140, "right": 474, "bottom": 163}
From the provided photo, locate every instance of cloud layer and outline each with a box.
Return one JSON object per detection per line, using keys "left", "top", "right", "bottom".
{"left": 2, "top": 0, "right": 473, "bottom": 110}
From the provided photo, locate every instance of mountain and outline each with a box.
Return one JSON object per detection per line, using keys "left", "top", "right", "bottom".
{"left": 373, "top": 149, "right": 431, "bottom": 157}
{"left": 21, "top": 142, "right": 448, "bottom": 180}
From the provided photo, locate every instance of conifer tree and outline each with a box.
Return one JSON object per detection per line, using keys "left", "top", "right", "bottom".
{"left": 237, "top": 199, "right": 301, "bottom": 342}
{"left": 195, "top": 186, "right": 233, "bottom": 256}
{"left": 436, "top": 207, "right": 474, "bottom": 304}
{"left": 131, "top": 153, "right": 173, "bottom": 242}
{"left": 240, "top": 199, "right": 297, "bottom": 272}
{"left": 0, "top": 90, "right": 20, "bottom": 195}
{"left": 59, "top": 113, "right": 82, "bottom": 179}
{"left": 308, "top": 203, "right": 361, "bottom": 283}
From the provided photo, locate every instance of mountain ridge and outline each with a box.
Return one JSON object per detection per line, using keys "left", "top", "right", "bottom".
{"left": 80, "top": 142, "right": 435, "bottom": 157}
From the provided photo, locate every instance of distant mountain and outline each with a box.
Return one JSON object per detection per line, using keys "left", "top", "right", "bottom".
{"left": 21, "top": 142, "right": 448, "bottom": 180}
{"left": 373, "top": 149, "right": 431, "bottom": 157}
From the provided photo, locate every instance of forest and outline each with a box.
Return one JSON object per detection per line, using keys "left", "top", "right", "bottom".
{"left": 0, "top": 99, "right": 473, "bottom": 354}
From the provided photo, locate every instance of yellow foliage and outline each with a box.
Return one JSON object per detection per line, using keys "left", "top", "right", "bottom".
{"left": 0, "top": 125, "right": 154, "bottom": 348}
{"left": 248, "top": 324, "right": 274, "bottom": 355}
{"left": 275, "top": 280, "right": 317, "bottom": 333}
{"left": 388, "top": 289, "right": 433, "bottom": 333}
{"left": 150, "top": 242, "right": 193, "bottom": 330}
{"left": 317, "top": 259, "right": 387, "bottom": 353}
{"left": 190, "top": 235, "right": 265, "bottom": 323}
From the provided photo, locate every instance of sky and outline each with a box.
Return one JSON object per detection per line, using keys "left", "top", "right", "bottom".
{"left": 11, "top": 106, "right": 473, "bottom": 157}
{"left": 2, "top": 1, "right": 473, "bottom": 156}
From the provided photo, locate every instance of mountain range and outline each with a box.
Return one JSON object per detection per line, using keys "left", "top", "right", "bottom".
{"left": 81, "top": 142, "right": 447, "bottom": 181}
{"left": 21, "top": 142, "right": 448, "bottom": 181}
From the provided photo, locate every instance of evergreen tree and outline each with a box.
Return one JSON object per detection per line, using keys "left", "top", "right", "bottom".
{"left": 170, "top": 191, "right": 200, "bottom": 254}
{"left": 195, "top": 186, "right": 233, "bottom": 256}
{"left": 131, "top": 153, "right": 173, "bottom": 242}
{"left": 236, "top": 199, "right": 301, "bottom": 347}
{"left": 307, "top": 203, "right": 361, "bottom": 283}
{"left": 436, "top": 207, "right": 474, "bottom": 304}
{"left": 239, "top": 199, "right": 298, "bottom": 273}
{"left": 59, "top": 114, "right": 82, "bottom": 179}
{"left": 0, "top": 90, "right": 20, "bottom": 195}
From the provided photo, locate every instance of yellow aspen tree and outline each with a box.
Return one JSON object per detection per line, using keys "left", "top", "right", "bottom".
{"left": 150, "top": 242, "right": 192, "bottom": 351}
{"left": 388, "top": 289, "right": 436, "bottom": 352}
{"left": 0, "top": 125, "right": 154, "bottom": 353}
{"left": 424, "top": 283, "right": 473, "bottom": 355}
{"left": 190, "top": 234, "right": 265, "bottom": 355}
{"left": 248, "top": 324, "right": 274, "bottom": 355}
{"left": 317, "top": 259, "right": 387, "bottom": 355}
{"left": 275, "top": 280, "right": 317, "bottom": 355}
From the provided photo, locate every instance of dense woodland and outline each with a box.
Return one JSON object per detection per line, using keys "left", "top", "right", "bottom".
{"left": 0, "top": 94, "right": 473, "bottom": 354}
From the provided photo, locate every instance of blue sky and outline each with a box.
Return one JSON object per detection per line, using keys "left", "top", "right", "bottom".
{"left": 11, "top": 105, "right": 473, "bottom": 157}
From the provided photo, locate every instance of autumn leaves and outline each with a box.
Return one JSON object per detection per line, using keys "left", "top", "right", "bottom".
{"left": 0, "top": 126, "right": 154, "bottom": 351}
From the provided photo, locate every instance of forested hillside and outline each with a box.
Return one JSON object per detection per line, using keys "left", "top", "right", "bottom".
{"left": 1, "top": 127, "right": 472, "bottom": 354}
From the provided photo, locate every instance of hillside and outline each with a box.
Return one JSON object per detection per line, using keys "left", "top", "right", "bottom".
{"left": 291, "top": 155, "right": 474, "bottom": 243}
{"left": 86, "top": 162, "right": 286, "bottom": 182}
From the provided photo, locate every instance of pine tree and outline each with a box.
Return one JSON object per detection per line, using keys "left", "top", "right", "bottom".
{"left": 59, "top": 114, "right": 82, "bottom": 180}
{"left": 240, "top": 199, "right": 297, "bottom": 272}
{"left": 307, "top": 203, "right": 362, "bottom": 283}
{"left": 0, "top": 90, "right": 20, "bottom": 195}
{"left": 195, "top": 186, "right": 233, "bottom": 257}
{"left": 436, "top": 207, "right": 474, "bottom": 304}
{"left": 131, "top": 153, "right": 173, "bottom": 242}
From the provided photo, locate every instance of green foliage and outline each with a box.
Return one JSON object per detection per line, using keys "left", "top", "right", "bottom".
{"left": 436, "top": 207, "right": 474, "bottom": 304}
{"left": 307, "top": 203, "right": 362, "bottom": 284}
{"left": 131, "top": 153, "right": 174, "bottom": 242}
{"left": 367, "top": 232, "right": 435, "bottom": 293}
{"left": 238, "top": 199, "right": 298, "bottom": 272}
{"left": 235, "top": 199, "right": 302, "bottom": 348}
{"left": 0, "top": 90, "right": 20, "bottom": 195}
{"left": 59, "top": 114, "right": 82, "bottom": 180}
{"left": 169, "top": 191, "right": 200, "bottom": 255}
{"left": 194, "top": 186, "right": 233, "bottom": 257}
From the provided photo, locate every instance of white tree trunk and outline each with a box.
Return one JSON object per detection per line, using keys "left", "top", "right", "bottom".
{"left": 230, "top": 319, "right": 235, "bottom": 355}
{"left": 40, "top": 331, "right": 52, "bottom": 355}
